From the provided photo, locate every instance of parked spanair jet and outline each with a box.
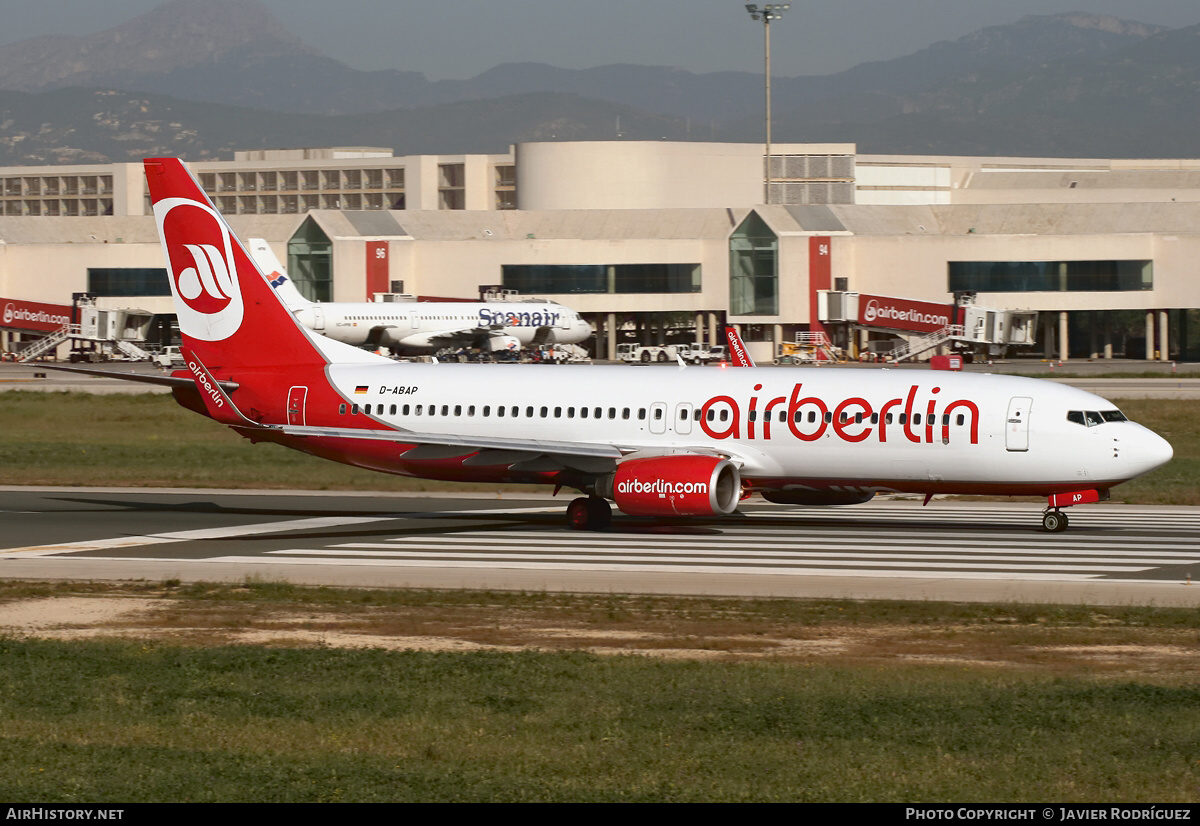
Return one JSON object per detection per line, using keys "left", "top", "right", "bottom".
{"left": 114, "top": 158, "right": 1174, "bottom": 533}
{"left": 246, "top": 239, "right": 591, "bottom": 355}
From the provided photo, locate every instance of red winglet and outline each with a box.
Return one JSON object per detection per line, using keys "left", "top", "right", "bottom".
{"left": 723, "top": 326, "right": 755, "bottom": 367}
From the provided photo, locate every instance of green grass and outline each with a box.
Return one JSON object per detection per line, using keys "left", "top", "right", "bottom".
{"left": 0, "top": 637, "right": 1196, "bottom": 802}
{"left": 3, "top": 391, "right": 1195, "bottom": 503}
{"left": 0, "top": 391, "right": 539, "bottom": 492}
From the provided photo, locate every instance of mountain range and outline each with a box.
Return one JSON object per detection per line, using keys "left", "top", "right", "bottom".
{"left": 1, "top": 0, "right": 1198, "bottom": 164}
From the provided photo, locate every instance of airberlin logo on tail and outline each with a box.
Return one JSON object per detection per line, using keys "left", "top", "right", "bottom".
{"left": 153, "top": 197, "right": 244, "bottom": 342}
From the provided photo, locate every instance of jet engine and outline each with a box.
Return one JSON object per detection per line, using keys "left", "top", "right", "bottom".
{"left": 760, "top": 490, "right": 875, "bottom": 506}
{"left": 597, "top": 455, "right": 740, "bottom": 517}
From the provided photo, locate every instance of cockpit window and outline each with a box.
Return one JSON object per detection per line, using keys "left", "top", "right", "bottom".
{"left": 1067, "top": 410, "right": 1110, "bottom": 427}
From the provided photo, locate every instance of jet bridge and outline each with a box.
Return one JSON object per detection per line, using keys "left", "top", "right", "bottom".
{"left": 817, "top": 291, "right": 1038, "bottom": 362}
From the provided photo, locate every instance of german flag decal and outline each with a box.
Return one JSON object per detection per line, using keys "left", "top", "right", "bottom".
{"left": 355, "top": 386, "right": 369, "bottom": 395}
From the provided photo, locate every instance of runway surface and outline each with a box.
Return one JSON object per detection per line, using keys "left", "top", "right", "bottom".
{"left": 2, "top": 488, "right": 1198, "bottom": 606}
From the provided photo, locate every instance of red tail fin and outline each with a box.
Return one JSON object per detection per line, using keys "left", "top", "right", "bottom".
{"left": 723, "top": 326, "right": 755, "bottom": 368}
{"left": 144, "top": 158, "right": 324, "bottom": 372}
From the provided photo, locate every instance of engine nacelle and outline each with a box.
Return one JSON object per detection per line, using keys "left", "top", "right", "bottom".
{"left": 760, "top": 490, "right": 875, "bottom": 506}
{"left": 598, "top": 455, "right": 741, "bottom": 517}
{"left": 488, "top": 335, "right": 521, "bottom": 353}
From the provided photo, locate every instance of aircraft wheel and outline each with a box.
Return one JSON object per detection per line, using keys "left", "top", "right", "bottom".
{"left": 1042, "top": 510, "right": 1069, "bottom": 533}
{"left": 567, "top": 496, "right": 612, "bottom": 531}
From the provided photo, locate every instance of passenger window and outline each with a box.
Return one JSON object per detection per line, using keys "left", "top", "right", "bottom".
{"left": 707, "top": 409, "right": 715, "bottom": 422}
{"left": 351, "top": 404, "right": 360, "bottom": 415}
{"left": 594, "top": 407, "right": 602, "bottom": 419}
{"left": 718, "top": 410, "right": 727, "bottom": 422}
{"left": 468, "top": 405, "right": 475, "bottom": 416}
{"left": 749, "top": 410, "right": 757, "bottom": 422}
{"left": 339, "top": 404, "right": 346, "bottom": 415}
{"left": 415, "top": 404, "right": 422, "bottom": 415}
{"left": 610, "top": 408, "right": 617, "bottom": 419}
{"left": 483, "top": 406, "right": 490, "bottom": 417}
{"left": 778, "top": 410, "right": 786, "bottom": 423}
{"left": 497, "top": 406, "right": 505, "bottom": 417}
{"left": 390, "top": 405, "right": 397, "bottom": 416}
{"left": 639, "top": 409, "right": 647, "bottom": 421}
{"left": 568, "top": 407, "right": 575, "bottom": 418}
{"left": 823, "top": 412, "right": 832, "bottom": 423}
{"left": 956, "top": 414, "right": 965, "bottom": 426}
{"left": 870, "top": 413, "right": 879, "bottom": 424}
{"left": 540, "top": 406, "right": 548, "bottom": 418}
{"left": 402, "top": 404, "right": 410, "bottom": 416}
{"left": 653, "top": 408, "right": 663, "bottom": 420}
{"left": 580, "top": 407, "right": 588, "bottom": 419}
{"left": 511, "top": 406, "right": 518, "bottom": 418}
{"left": 441, "top": 405, "right": 448, "bottom": 416}
{"left": 526, "top": 406, "right": 534, "bottom": 418}
{"left": 554, "top": 407, "right": 562, "bottom": 418}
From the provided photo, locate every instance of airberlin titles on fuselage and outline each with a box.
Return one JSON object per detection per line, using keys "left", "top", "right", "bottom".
{"left": 699, "top": 382, "right": 980, "bottom": 445}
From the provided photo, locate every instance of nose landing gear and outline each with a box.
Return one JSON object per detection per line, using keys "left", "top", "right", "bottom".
{"left": 1042, "top": 488, "right": 1108, "bottom": 532}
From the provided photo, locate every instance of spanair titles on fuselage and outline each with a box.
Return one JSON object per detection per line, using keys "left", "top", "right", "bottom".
{"left": 246, "top": 237, "right": 590, "bottom": 352}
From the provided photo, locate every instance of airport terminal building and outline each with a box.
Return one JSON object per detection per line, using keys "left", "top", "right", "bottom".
{"left": 1, "top": 141, "right": 1198, "bottom": 363}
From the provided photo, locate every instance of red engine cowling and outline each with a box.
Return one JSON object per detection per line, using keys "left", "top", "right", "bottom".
{"left": 599, "top": 455, "right": 741, "bottom": 517}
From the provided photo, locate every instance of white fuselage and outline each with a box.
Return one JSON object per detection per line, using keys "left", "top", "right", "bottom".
{"left": 313, "top": 362, "right": 1172, "bottom": 495}
{"left": 292, "top": 301, "right": 592, "bottom": 351}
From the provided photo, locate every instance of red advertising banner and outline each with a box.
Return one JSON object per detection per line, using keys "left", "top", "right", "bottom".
{"left": 1, "top": 296, "right": 74, "bottom": 332}
{"left": 366, "top": 241, "right": 389, "bottom": 297}
{"left": 857, "top": 293, "right": 955, "bottom": 334}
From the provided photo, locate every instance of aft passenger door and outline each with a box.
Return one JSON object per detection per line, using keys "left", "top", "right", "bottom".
{"left": 287, "top": 386, "right": 308, "bottom": 426}
{"left": 1005, "top": 396, "right": 1032, "bottom": 452}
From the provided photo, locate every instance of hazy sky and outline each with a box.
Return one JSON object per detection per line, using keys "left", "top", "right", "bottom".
{"left": 2, "top": 0, "right": 1198, "bottom": 80}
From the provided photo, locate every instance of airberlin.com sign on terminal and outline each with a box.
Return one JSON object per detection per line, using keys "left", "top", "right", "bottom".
{"left": 1, "top": 297, "right": 74, "bottom": 332}
{"left": 857, "top": 294, "right": 955, "bottom": 334}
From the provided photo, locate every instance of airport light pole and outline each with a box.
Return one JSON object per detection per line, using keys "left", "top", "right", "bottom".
{"left": 744, "top": 3, "right": 789, "bottom": 204}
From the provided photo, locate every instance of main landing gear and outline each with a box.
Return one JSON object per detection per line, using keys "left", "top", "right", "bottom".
{"left": 567, "top": 496, "right": 612, "bottom": 531}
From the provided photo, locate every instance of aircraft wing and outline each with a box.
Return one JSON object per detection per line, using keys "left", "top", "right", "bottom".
{"left": 280, "top": 422, "right": 623, "bottom": 459}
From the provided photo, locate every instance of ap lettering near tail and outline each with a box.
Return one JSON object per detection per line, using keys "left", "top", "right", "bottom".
{"left": 139, "top": 158, "right": 1172, "bottom": 533}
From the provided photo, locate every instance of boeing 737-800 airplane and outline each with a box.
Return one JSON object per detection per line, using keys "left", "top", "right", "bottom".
{"left": 246, "top": 239, "right": 592, "bottom": 355}
{"left": 137, "top": 157, "right": 1172, "bottom": 532}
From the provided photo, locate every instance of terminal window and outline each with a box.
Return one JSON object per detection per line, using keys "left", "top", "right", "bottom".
{"left": 948, "top": 260, "right": 1153, "bottom": 292}
{"left": 87, "top": 268, "right": 171, "bottom": 297}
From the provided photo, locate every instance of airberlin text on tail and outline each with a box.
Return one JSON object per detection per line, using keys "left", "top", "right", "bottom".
{"left": 144, "top": 158, "right": 324, "bottom": 370}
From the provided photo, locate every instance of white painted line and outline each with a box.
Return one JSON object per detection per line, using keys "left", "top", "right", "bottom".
{"left": 0, "top": 516, "right": 396, "bottom": 557}
{"left": 268, "top": 548, "right": 1151, "bottom": 573}
{"left": 184, "top": 555, "right": 1110, "bottom": 581}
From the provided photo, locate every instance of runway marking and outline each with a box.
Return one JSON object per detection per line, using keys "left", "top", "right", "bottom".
{"left": 271, "top": 548, "right": 1154, "bottom": 573}
{"left": 8, "top": 501, "right": 1199, "bottom": 585}
{"left": 0, "top": 516, "right": 396, "bottom": 557}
